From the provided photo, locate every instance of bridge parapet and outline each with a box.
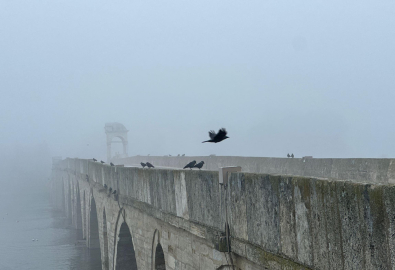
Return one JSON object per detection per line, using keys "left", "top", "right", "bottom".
{"left": 115, "top": 155, "right": 395, "bottom": 184}
{"left": 53, "top": 158, "right": 395, "bottom": 269}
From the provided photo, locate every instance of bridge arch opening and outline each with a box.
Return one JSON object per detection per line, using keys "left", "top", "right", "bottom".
{"left": 76, "top": 184, "right": 83, "bottom": 239}
{"left": 116, "top": 222, "right": 138, "bottom": 270}
{"left": 154, "top": 243, "right": 166, "bottom": 270}
{"left": 83, "top": 191, "right": 86, "bottom": 239}
{"left": 61, "top": 178, "right": 65, "bottom": 212}
{"left": 67, "top": 181, "right": 72, "bottom": 223}
{"left": 89, "top": 196, "right": 101, "bottom": 251}
{"left": 102, "top": 209, "right": 109, "bottom": 270}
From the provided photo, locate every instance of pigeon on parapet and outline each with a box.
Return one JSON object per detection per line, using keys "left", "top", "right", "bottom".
{"left": 287, "top": 153, "right": 290, "bottom": 158}
{"left": 182, "top": 154, "right": 185, "bottom": 156}
{"left": 112, "top": 190, "right": 117, "bottom": 195}
{"left": 183, "top": 160, "right": 196, "bottom": 170}
{"left": 202, "top": 128, "right": 229, "bottom": 143}
{"left": 194, "top": 161, "right": 205, "bottom": 170}
{"left": 146, "top": 162, "right": 155, "bottom": 168}
{"left": 93, "top": 158, "right": 97, "bottom": 162}
{"left": 104, "top": 184, "right": 107, "bottom": 189}
{"left": 110, "top": 162, "right": 114, "bottom": 166}
{"left": 141, "top": 162, "right": 146, "bottom": 168}
{"left": 100, "top": 160, "right": 105, "bottom": 164}
{"left": 291, "top": 153, "right": 294, "bottom": 158}
{"left": 109, "top": 187, "right": 112, "bottom": 193}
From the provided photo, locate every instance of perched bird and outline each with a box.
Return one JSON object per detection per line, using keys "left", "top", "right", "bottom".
{"left": 184, "top": 160, "right": 197, "bottom": 170}
{"left": 141, "top": 162, "right": 146, "bottom": 168}
{"left": 104, "top": 184, "right": 108, "bottom": 189}
{"left": 169, "top": 154, "right": 172, "bottom": 156}
{"left": 110, "top": 162, "right": 114, "bottom": 166}
{"left": 109, "top": 187, "right": 112, "bottom": 193}
{"left": 93, "top": 158, "right": 97, "bottom": 162}
{"left": 202, "top": 128, "right": 229, "bottom": 143}
{"left": 85, "top": 175, "right": 89, "bottom": 182}
{"left": 112, "top": 190, "right": 117, "bottom": 195}
{"left": 146, "top": 162, "right": 155, "bottom": 168}
{"left": 194, "top": 161, "right": 205, "bottom": 170}
{"left": 100, "top": 160, "right": 105, "bottom": 164}
{"left": 182, "top": 154, "right": 185, "bottom": 156}
{"left": 287, "top": 153, "right": 290, "bottom": 158}
{"left": 177, "top": 154, "right": 180, "bottom": 156}
{"left": 291, "top": 153, "right": 294, "bottom": 158}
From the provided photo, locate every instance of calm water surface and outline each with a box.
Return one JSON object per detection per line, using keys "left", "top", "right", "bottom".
{"left": 0, "top": 183, "right": 101, "bottom": 270}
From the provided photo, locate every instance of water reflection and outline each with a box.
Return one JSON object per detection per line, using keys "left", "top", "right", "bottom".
{"left": 0, "top": 188, "right": 102, "bottom": 270}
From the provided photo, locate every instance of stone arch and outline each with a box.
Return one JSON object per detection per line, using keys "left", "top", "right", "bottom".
{"left": 89, "top": 195, "right": 101, "bottom": 251}
{"left": 102, "top": 208, "right": 109, "bottom": 270}
{"left": 67, "top": 179, "right": 72, "bottom": 223}
{"left": 83, "top": 190, "right": 87, "bottom": 239}
{"left": 76, "top": 183, "right": 83, "bottom": 239}
{"left": 61, "top": 177, "right": 65, "bottom": 212}
{"left": 115, "top": 221, "right": 138, "bottom": 270}
{"left": 151, "top": 230, "right": 166, "bottom": 270}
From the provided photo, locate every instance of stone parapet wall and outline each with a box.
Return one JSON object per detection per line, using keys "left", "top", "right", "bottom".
{"left": 115, "top": 155, "right": 395, "bottom": 184}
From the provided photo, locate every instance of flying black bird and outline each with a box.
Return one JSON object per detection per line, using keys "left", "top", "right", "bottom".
{"left": 104, "top": 184, "right": 107, "bottom": 189}
{"left": 287, "top": 153, "right": 290, "bottom": 158}
{"left": 109, "top": 187, "right": 112, "bottom": 193}
{"left": 141, "top": 162, "right": 146, "bottom": 168}
{"left": 194, "top": 161, "right": 205, "bottom": 170}
{"left": 93, "top": 158, "right": 97, "bottom": 162}
{"left": 100, "top": 160, "right": 105, "bottom": 164}
{"left": 202, "top": 128, "right": 229, "bottom": 143}
{"left": 112, "top": 190, "right": 117, "bottom": 195}
{"left": 184, "top": 160, "right": 196, "bottom": 170}
{"left": 110, "top": 162, "right": 114, "bottom": 166}
{"left": 291, "top": 153, "right": 294, "bottom": 158}
{"left": 146, "top": 162, "right": 155, "bottom": 168}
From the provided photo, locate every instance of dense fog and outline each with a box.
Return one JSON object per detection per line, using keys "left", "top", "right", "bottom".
{"left": 1, "top": 1, "right": 395, "bottom": 186}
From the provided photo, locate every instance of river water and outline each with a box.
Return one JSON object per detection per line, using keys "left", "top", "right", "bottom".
{"left": 0, "top": 181, "right": 101, "bottom": 270}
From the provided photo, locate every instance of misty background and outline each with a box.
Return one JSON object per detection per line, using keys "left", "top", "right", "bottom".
{"left": 1, "top": 1, "right": 395, "bottom": 187}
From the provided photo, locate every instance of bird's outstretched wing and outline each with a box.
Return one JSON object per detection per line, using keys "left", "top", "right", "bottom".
{"left": 215, "top": 128, "right": 227, "bottom": 140}
{"left": 208, "top": 130, "right": 216, "bottom": 139}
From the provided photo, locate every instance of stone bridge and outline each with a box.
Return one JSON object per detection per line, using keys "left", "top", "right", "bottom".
{"left": 50, "top": 157, "right": 395, "bottom": 270}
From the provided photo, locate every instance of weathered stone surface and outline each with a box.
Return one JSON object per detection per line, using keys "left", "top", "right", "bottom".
{"left": 279, "top": 176, "right": 297, "bottom": 259}
{"left": 52, "top": 158, "right": 395, "bottom": 270}
{"left": 245, "top": 174, "right": 281, "bottom": 254}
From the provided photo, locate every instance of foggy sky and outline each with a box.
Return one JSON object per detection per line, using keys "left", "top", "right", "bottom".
{"left": 1, "top": 0, "right": 395, "bottom": 164}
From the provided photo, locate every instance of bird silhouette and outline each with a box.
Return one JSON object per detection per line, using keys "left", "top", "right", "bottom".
{"left": 146, "top": 162, "right": 155, "bottom": 168}
{"left": 287, "top": 153, "right": 290, "bottom": 158}
{"left": 202, "top": 128, "right": 229, "bottom": 143}
{"left": 100, "top": 160, "right": 105, "bottom": 164}
{"left": 291, "top": 153, "right": 294, "bottom": 158}
{"left": 141, "top": 162, "right": 146, "bottom": 168}
{"left": 112, "top": 190, "right": 117, "bottom": 195}
{"left": 104, "top": 184, "right": 108, "bottom": 189}
{"left": 184, "top": 160, "right": 196, "bottom": 170}
{"left": 194, "top": 161, "right": 205, "bottom": 170}
{"left": 109, "top": 187, "right": 112, "bottom": 193}
{"left": 110, "top": 162, "right": 114, "bottom": 166}
{"left": 93, "top": 158, "right": 97, "bottom": 162}
{"left": 182, "top": 154, "right": 185, "bottom": 156}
